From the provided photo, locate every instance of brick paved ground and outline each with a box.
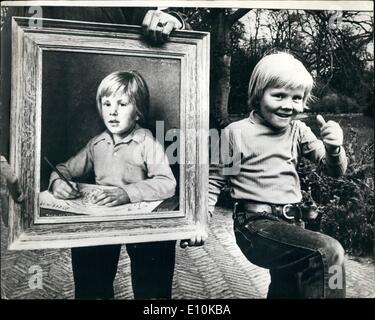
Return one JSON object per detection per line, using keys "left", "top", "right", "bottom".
{"left": 1, "top": 206, "right": 374, "bottom": 299}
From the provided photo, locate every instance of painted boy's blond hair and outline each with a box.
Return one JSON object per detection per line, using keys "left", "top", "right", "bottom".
{"left": 248, "top": 52, "right": 314, "bottom": 112}
{"left": 96, "top": 70, "right": 150, "bottom": 125}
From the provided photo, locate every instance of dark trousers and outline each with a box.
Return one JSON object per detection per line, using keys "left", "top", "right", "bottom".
{"left": 71, "top": 241, "right": 176, "bottom": 300}
{"left": 234, "top": 214, "right": 346, "bottom": 298}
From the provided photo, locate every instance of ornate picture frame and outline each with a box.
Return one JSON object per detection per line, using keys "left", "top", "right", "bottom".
{"left": 8, "top": 17, "right": 210, "bottom": 250}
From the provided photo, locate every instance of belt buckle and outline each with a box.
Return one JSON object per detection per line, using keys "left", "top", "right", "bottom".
{"left": 282, "top": 204, "right": 295, "bottom": 220}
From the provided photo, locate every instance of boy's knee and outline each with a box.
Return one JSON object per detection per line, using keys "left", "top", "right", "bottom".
{"left": 322, "top": 237, "right": 345, "bottom": 266}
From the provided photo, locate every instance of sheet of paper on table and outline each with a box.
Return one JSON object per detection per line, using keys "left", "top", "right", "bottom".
{"left": 39, "top": 183, "right": 163, "bottom": 216}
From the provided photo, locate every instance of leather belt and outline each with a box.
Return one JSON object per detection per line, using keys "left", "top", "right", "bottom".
{"left": 234, "top": 200, "right": 302, "bottom": 221}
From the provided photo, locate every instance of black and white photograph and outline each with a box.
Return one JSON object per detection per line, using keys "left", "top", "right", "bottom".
{"left": 1, "top": 0, "right": 374, "bottom": 307}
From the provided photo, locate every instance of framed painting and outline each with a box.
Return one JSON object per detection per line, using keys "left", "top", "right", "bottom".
{"left": 8, "top": 17, "right": 210, "bottom": 250}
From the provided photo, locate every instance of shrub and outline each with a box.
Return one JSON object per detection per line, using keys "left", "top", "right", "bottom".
{"left": 298, "top": 123, "right": 374, "bottom": 256}
{"left": 316, "top": 93, "right": 340, "bottom": 113}
{"left": 312, "top": 93, "right": 361, "bottom": 114}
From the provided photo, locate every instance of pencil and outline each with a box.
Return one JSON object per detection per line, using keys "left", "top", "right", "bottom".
{"left": 43, "top": 156, "right": 81, "bottom": 195}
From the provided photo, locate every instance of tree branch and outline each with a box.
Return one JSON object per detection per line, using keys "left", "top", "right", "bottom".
{"left": 228, "top": 8, "right": 251, "bottom": 26}
{"left": 342, "top": 19, "right": 373, "bottom": 33}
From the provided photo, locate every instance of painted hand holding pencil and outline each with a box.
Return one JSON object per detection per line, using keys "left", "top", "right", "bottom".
{"left": 44, "top": 157, "right": 81, "bottom": 199}
{"left": 51, "top": 178, "right": 81, "bottom": 200}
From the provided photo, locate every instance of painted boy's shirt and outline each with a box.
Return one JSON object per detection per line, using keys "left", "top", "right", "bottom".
{"left": 49, "top": 125, "right": 176, "bottom": 203}
{"left": 209, "top": 111, "right": 347, "bottom": 206}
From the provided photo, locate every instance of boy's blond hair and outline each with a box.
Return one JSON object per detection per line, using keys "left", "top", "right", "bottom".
{"left": 248, "top": 52, "right": 314, "bottom": 111}
{"left": 96, "top": 70, "right": 150, "bottom": 125}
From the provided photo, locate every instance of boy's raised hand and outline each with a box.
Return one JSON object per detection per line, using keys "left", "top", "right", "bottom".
{"left": 52, "top": 179, "right": 81, "bottom": 200}
{"left": 92, "top": 187, "right": 130, "bottom": 207}
{"left": 316, "top": 115, "right": 343, "bottom": 153}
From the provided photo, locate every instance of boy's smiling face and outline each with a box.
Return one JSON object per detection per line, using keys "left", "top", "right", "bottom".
{"left": 259, "top": 86, "right": 305, "bottom": 130}
{"left": 101, "top": 92, "right": 138, "bottom": 141}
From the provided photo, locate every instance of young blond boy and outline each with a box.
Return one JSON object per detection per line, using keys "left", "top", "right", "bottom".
{"left": 209, "top": 52, "right": 347, "bottom": 298}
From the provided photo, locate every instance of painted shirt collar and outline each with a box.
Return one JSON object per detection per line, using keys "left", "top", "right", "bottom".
{"left": 93, "top": 124, "right": 146, "bottom": 146}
